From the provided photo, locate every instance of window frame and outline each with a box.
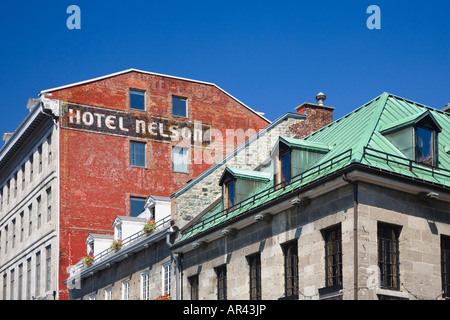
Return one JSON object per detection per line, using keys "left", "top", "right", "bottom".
{"left": 378, "top": 222, "right": 401, "bottom": 291}
{"left": 172, "top": 96, "right": 188, "bottom": 118}
{"left": 141, "top": 271, "right": 150, "bottom": 300}
{"left": 247, "top": 253, "right": 262, "bottom": 300}
{"left": 130, "top": 196, "right": 146, "bottom": 217}
{"left": 441, "top": 235, "right": 450, "bottom": 299}
{"left": 414, "top": 125, "right": 438, "bottom": 167}
{"left": 129, "top": 89, "right": 146, "bottom": 111}
{"left": 130, "top": 140, "right": 146, "bottom": 168}
{"left": 188, "top": 274, "right": 199, "bottom": 300}
{"left": 282, "top": 240, "right": 299, "bottom": 299}
{"left": 122, "top": 279, "right": 130, "bottom": 300}
{"left": 172, "top": 146, "right": 189, "bottom": 173}
{"left": 215, "top": 264, "right": 227, "bottom": 300}
{"left": 162, "top": 262, "right": 172, "bottom": 297}
{"left": 322, "top": 225, "right": 343, "bottom": 290}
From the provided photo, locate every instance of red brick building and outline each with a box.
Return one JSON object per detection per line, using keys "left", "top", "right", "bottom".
{"left": 1, "top": 69, "right": 269, "bottom": 300}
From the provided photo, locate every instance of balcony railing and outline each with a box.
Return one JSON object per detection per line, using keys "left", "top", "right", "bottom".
{"left": 181, "top": 149, "right": 353, "bottom": 241}
{"left": 363, "top": 147, "right": 450, "bottom": 186}
{"left": 70, "top": 215, "right": 172, "bottom": 276}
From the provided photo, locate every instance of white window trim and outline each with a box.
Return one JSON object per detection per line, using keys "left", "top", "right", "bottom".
{"left": 129, "top": 89, "right": 146, "bottom": 111}
{"left": 162, "top": 262, "right": 172, "bottom": 296}
{"left": 105, "top": 286, "right": 112, "bottom": 300}
{"left": 141, "top": 271, "right": 150, "bottom": 300}
{"left": 122, "top": 279, "right": 130, "bottom": 300}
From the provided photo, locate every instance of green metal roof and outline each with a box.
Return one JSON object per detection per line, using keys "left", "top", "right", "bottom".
{"left": 175, "top": 93, "right": 450, "bottom": 245}
{"left": 278, "top": 136, "right": 330, "bottom": 153}
{"left": 219, "top": 166, "right": 272, "bottom": 186}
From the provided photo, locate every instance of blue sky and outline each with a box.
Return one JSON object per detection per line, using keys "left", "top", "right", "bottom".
{"left": 0, "top": 0, "right": 448, "bottom": 137}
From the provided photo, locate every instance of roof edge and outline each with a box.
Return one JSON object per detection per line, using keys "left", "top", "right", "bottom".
{"left": 39, "top": 68, "right": 271, "bottom": 123}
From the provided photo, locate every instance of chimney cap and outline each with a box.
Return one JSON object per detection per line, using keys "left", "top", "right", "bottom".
{"left": 316, "top": 92, "right": 326, "bottom": 105}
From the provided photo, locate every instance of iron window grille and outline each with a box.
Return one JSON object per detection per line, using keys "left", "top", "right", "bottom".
{"left": 247, "top": 253, "right": 262, "bottom": 300}
{"left": 282, "top": 241, "right": 299, "bottom": 299}
{"left": 215, "top": 265, "right": 227, "bottom": 300}
{"left": 442, "top": 235, "right": 450, "bottom": 298}
{"left": 188, "top": 275, "right": 199, "bottom": 300}
{"left": 378, "top": 223, "right": 401, "bottom": 290}
{"left": 323, "top": 225, "right": 342, "bottom": 289}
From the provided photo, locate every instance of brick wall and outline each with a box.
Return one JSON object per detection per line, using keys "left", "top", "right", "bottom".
{"left": 47, "top": 70, "right": 269, "bottom": 299}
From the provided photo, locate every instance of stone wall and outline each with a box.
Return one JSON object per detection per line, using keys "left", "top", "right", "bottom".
{"left": 173, "top": 114, "right": 307, "bottom": 228}
{"left": 179, "top": 180, "right": 450, "bottom": 300}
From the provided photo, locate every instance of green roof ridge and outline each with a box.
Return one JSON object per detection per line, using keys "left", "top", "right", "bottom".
{"left": 351, "top": 92, "right": 390, "bottom": 163}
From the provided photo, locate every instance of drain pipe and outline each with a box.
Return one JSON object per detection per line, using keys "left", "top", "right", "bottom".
{"left": 166, "top": 227, "right": 180, "bottom": 300}
{"left": 342, "top": 173, "right": 358, "bottom": 300}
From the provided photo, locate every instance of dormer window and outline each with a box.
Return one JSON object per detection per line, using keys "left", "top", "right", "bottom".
{"left": 381, "top": 111, "right": 441, "bottom": 167}
{"left": 280, "top": 149, "right": 292, "bottom": 187}
{"left": 225, "top": 180, "right": 236, "bottom": 210}
{"left": 219, "top": 167, "right": 271, "bottom": 212}
{"left": 274, "top": 137, "right": 330, "bottom": 188}
{"left": 415, "top": 125, "right": 438, "bottom": 166}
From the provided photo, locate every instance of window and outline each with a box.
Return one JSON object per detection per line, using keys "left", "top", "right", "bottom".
{"left": 215, "top": 265, "right": 227, "bottom": 300}
{"left": 163, "top": 262, "right": 171, "bottom": 296}
{"left": 172, "top": 96, "right": 187, "bottom": 117}
{"left": 441, "top": 235, "right": 450, "bottom": 298}
{"left": 378, "top": 223, "right": 401, "bottom": 290}
{"left": 35, "top": 251, "right": 41, "bottom": 296}
{"left": 10, "top": 269, "right": 14, "bottom": 300}
{"left": 130, "top": 197, "right": 146, "bottom": 217}
{"left": 28, "top": 204, "right": 33, "bottom": 237}
{"left": 415, "top": 126, "right": 435, "bottom": 166}
{"left": 224, "top": 180, "right": 236, "bottom": 210}
{"left": 188, "top": 275, "right": 199, "bottom": 300}
{"left": 122, "top": 279, "right": 130, "bottom": 300}
{"left": 130, "top": 89, "right": 145, "bottom": 111}
{"left": 248, "top": 253, "right": 262, "bottom": 300}
{"left": 280, "top": 150, "right": 291, "bottom": 186}
{"left": 38, "top": 145, "right": 43, "bottom": 173}
{"left": 172, "top": 147, "right": 188, "bottom": 173}
{"left": 46, "top": 187, "right": 52, "bottom": 222}
{"left": 18, "top": 264, "right": 23, "bottom": 300}
{"left": 37, "top": 196, "right": 42, "bottom": 229}
{"left": 282, "top": 241, "right": 298, "bottom": 299}
{"left": 323, "top": 225, "right": 342, "bottom": 290}
{"left": 29, "top": 155, "right": 33, "bottom": 182}
{"left": 130, "top": 141, "right": 146, "bottom": 167}
{"left": 141, "top": 272, "right": 150, "bottom": 300}
{"left": 47, "top": 135, "right": 52, "bottom": 164}
{"left": 105, "top": 286, "right": 112, "bottom": 300}
{"left": 2, "top": 274, "right": 6, "bottom": 300}
{"left": 45, "top": 245, "right": 51, "bottom": 292}
{"left": 26, "top": 258, "right": 31, "bottom": 300}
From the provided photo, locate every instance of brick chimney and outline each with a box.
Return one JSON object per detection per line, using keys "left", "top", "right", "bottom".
{"left": 289, "top": 92, "right": 334, "bottom": 139}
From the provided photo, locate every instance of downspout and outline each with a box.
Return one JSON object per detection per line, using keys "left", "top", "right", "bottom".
{"left": 166, "top": 229, "right": 181, "bottom": 300}
{"left": 342, "top": 173, "right": 358, "bottom": 300}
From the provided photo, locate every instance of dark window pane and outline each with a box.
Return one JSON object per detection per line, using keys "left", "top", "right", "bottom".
{"left": 130, "top": 90, "right": 145, "bottom": 110}
{"left": 281, "top": 151, "right": 291, "bottom": 185}
{"left": 415, "top": 127, "right": 433, "bottom": 165}
{"left": 173, "top": 97, "right": 187, "bottom": 117}
{"left": 228, "top": 180, "right": 236, "bottom": 208}
{"left": 130, "top": 197, "right": 146, "bottom": 217}
{"left": 130, "top": 141, "right": 145, "bottom": 167}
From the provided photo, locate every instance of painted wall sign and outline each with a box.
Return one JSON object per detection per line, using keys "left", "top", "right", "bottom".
{"left": 61, "top": 102, "right": 211, "bottom": 146}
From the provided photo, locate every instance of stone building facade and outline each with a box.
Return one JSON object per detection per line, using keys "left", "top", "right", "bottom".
{"left": 171, "top": 93, "right": 450, "bottom": 300}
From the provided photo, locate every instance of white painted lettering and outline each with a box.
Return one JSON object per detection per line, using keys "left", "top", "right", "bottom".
{"left": 105, "top": 115, "right": 116, "bottom": 129}
{"left": 82, "top": 112, "right": 94, "bottom": 126}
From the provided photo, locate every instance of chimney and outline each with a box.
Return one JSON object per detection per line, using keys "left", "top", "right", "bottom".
{"left": 443, "top": 103, "right": 450, "bottom": 113}
{"left": 289, "top": 92, "right": 335, "bottom": 139}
